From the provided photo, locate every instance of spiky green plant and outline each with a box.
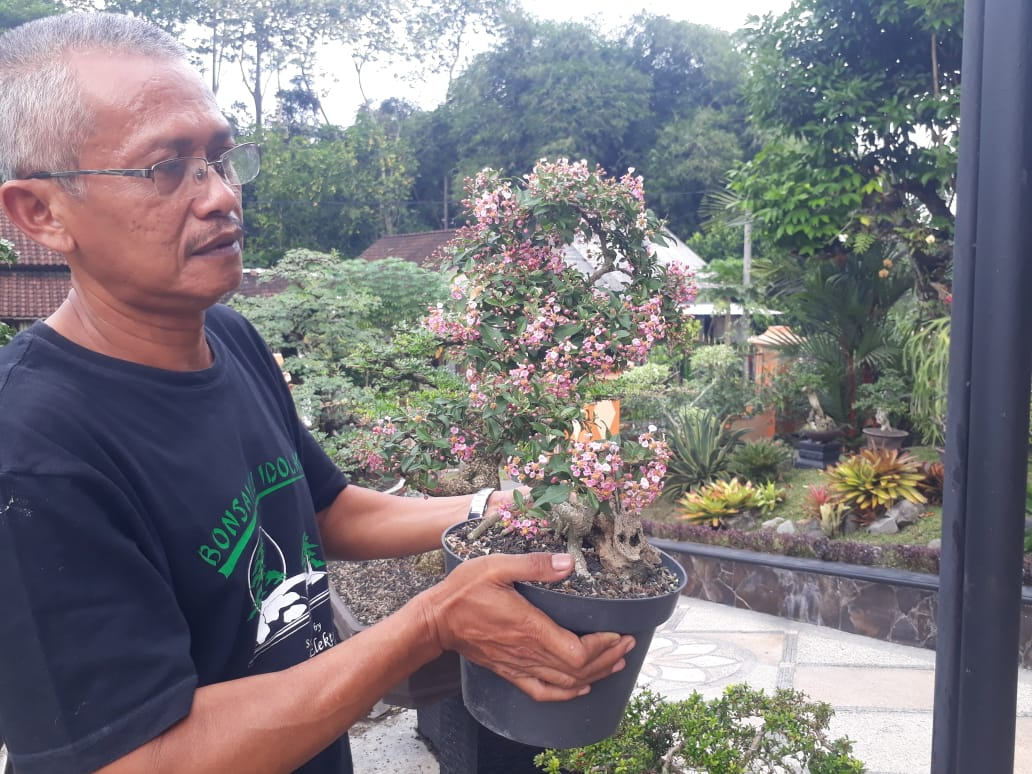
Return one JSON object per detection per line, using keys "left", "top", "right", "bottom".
{"left": 679, "top": 478, "right": 759, "bottom": 527}
{"left": 753, "top": 480, "right": 788, "bottom": 514}
{"left": 824, "top": 448, "right": 926, "bottom": 522}
{"left": 727, "top": 438, "right": 794, "bottom": 484}
{"left": 661, "top": 407, "right": 746, "bottom": 502}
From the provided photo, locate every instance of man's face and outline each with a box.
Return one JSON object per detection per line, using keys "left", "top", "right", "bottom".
{"left": 53, "top": 51, "right": 246, "bottom": 316}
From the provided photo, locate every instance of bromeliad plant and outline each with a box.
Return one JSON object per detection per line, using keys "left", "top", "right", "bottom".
{"left": 376, "top": 159, "right": 698, "bottom": 579}
{"left": 824, "top": 448, "right": 927, "bottom": 524}
{"left": 678, "top": 478, "right": 786, "bottom": 528}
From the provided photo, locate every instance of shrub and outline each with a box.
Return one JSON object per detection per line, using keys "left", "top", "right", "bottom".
{"left": 685, "top": 344, "right": 759, "bottom": 419}
{"left": 662, "top": 407, "right": 746, "bottom": 501}
{"left": 727, "top": 438, "right": 794, "bottom": 483}
{"left": 534, "top": 686, "right": 865, "bottom": 774}
{"left": 824, "top": 448, "right": 927, "bottom": 523}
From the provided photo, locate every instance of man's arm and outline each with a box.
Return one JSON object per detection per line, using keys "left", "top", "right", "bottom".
{"left": 314, "top": 482, "right": 504, "bottom": 561}
{"left": 99, "top": 551, "right": 633, "bottom": 774}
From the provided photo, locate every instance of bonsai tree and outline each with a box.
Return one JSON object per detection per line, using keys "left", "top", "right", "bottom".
{"left": 376, "top": 159, "right": 698, "bottom": 580}
{"left": 854, "top": 371, "right": 910, "bottom": 431}
{"left": 534, "top": 686, "right": 865, "bottom": 774}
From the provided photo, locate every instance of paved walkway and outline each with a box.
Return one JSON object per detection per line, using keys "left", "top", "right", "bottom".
{"left": 3, "top": 597, "right": 1028, "bottom": 771}
{"left": 350, "top": 596, "right": 1032, "bottom": 774}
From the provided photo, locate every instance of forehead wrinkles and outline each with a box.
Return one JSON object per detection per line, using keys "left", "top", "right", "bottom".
{"left": 77, "top": 57, "right": 228, "bottom": 160}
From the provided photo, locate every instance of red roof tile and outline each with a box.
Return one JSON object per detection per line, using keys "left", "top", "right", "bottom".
{"left": 0, "top": 268, "right": 70, "bottom": 321}
{"left": 356, "top": 230, "right": 459, "bottom": 268}
{"left": 222, "top": 268, "right": 290, "bottom": 303}
{"left": 1, "top": 209, "right": 70, "bottom": 323}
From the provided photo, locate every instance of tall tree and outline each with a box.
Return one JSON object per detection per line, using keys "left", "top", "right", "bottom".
{"left": 620, "top": 15, "right": 748, "bottom": 153}
{"left": 442, "top": 14, "right": 651, "bottom": 180}
{"left": 244, "top": 107, "right": 416, "bottom": 265}
{"left": 1, "top": 0, "right": 62, "bottom": 30}
{"left": 732, "top": 0, "right": 963, "bottom": 296}
{"left": 646, "top": 107, "right": 745, "bottom": 236}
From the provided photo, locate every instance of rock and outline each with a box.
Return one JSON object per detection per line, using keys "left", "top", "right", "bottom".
{"left": 927, "top": 538, "right": 942, "bottom": 550}
{"left": 776, "top": 520, "right": 798, "bottom": 535}
{"left": 887, "top": 500, "right": 923, "bottom": 528}
{"left": 725, "top": 511, "right": 760, "bottom": 531}
{"left": 762, "top": 517, "right": 786, "bottom": 531}
{"left": 868, "top": 517, "right": 900, "bottom": 536}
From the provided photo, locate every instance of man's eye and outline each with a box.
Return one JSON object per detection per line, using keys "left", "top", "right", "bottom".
{"left": 154, "top": 157, "right": 190, "bottom": 179}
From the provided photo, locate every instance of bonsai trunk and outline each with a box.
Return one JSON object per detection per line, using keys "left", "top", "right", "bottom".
{"left": 552, "top": 499, "right": 662, "bottom": 580}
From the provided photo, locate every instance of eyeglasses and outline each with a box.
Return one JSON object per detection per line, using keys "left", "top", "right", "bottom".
{"left": 24, "top": 142, "right": 261, "bottom": 199}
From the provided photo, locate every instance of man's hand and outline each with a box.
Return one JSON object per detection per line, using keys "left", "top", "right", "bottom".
{"left": 413, "top": 551, "right": 635, "bottom": 702}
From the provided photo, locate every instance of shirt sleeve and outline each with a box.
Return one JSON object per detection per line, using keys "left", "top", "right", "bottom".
{"left": 0, "top": 471, "right": 197, "bottom": 774}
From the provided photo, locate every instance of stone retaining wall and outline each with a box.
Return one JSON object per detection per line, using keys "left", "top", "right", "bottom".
{"left": 651, "top": 538, "right": 1032, "bottom": 668}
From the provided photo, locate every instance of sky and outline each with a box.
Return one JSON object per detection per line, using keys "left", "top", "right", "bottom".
{"left": 305, "top": 0, "right": 793, "bottom": 126}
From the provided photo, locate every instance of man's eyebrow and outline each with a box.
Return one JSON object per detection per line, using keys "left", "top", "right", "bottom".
{"left": 149, "top": 129, "right": 236, "bottom": 157}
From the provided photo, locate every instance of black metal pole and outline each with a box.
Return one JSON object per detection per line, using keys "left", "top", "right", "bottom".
{"left": 931, "top": 0, "right": 1032, "bottom": 771}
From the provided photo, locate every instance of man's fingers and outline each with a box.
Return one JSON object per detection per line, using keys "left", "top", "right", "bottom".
{"left": 452, "top": 551, "right": 577, "bottom": 586}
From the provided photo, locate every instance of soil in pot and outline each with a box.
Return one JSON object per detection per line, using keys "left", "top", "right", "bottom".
{"left": 328, "top": 554, "right": 442, "bottom": 625}
{"left": 328, "top": 554, "right": 460, "bottom": 708}
{"left": 443, "top": 521, "right": 683, "bottom": 599}
{"left": 442, "top": 519, "right": 687, "bottom": 749}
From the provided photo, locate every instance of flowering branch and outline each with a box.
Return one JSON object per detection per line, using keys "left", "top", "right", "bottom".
{"left": 376, "top": 159, "right": 698, "bottom": 576}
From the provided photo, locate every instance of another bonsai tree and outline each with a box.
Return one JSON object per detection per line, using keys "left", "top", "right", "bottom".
{"left": 534, "top": 686, "right": 865, "bottom": 773}
{"left": 854, "top": 371, "right": 910, "bottom": 431}
{"left": 376, "top": 159, "right": 698, "bottom": 579}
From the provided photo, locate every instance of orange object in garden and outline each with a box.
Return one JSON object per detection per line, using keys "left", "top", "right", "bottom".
{"left": 574, "top": 399, "right": 621, "bottom": 442}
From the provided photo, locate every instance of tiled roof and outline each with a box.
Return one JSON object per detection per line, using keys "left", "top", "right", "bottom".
{"left": 222, "top": 268, "right": 290, "bottom": 302}
{"left": 356, "top": 229, "right": 459, "bottom": 267}
{"left": 0, "top": 267, "right": 70, "bottom": 321}
{"left": 0, "top": 209, "right": 67, "bottom": 266}
{"left": 1, "top": 209, "right": 70, "bottom": 323}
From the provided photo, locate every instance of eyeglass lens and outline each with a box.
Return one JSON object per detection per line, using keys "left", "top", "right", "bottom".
{"left": 152, "top": 144, "right": 260, "bottom": 198}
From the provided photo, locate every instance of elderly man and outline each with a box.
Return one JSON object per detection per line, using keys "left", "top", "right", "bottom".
{"left": 0, "top": 13, "right": 633, "bottom": 774}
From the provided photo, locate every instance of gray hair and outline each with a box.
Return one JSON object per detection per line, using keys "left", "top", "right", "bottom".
{"left": 0, "top": 12, "right": 187, "bottom": 190}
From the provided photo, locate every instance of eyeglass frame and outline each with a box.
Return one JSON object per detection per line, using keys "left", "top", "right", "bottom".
{"left": 21, "top": 142, "right": 261, "bottom": 196}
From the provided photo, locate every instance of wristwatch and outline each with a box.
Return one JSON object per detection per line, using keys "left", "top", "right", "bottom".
{"left": 467, "top": 487, "right": 496, "bottom": 520}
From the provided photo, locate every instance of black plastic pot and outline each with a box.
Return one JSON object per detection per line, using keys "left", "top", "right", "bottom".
{"left": 442, "top": 520, "right": 688, "bottom": 749}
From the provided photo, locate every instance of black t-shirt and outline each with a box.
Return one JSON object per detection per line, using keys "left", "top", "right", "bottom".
{"left": 0, "top": 305, "right": 351, "bottom": 773}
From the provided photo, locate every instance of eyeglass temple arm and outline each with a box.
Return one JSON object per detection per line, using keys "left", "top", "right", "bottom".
{"left": 27, "top": 169, "right": 152, "bottom": 180}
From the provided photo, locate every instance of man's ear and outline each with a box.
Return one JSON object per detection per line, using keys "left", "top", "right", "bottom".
{"left": 0, "top": 180, "right": 77, "bottom": 255}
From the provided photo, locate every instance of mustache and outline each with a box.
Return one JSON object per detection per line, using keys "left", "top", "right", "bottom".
{"left": 185, "top": 215, "right": 247, "bottom": 254}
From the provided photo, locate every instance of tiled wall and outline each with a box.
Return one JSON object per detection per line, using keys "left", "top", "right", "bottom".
{"left": 653, "top": 539, "right": 1032, "bottom": 667}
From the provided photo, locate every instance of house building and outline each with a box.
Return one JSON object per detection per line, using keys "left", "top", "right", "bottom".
{"left": 0, "top": 208, "right": 294, "bottom": 329}
{"left": 356, "top": 229, "right": 459, "bottom": 268}
{"left": 0, "top": 209, "right": 70, "bottom": 331}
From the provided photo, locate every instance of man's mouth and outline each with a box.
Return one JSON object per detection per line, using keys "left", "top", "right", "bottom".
{"left": 192, "top": 227, "right": 244, "bottom": 256}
